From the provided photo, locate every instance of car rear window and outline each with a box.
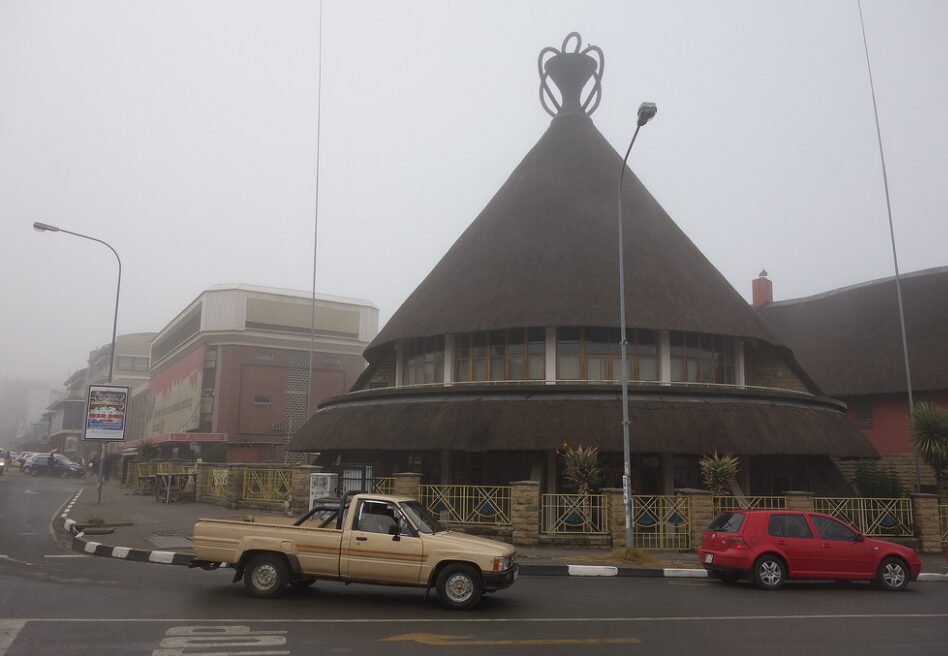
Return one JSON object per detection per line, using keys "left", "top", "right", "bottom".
{"left": 707, "top": 512, "right": 745, "bottom": 533}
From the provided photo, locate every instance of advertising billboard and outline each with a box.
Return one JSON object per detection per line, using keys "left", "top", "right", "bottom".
{"left": 83, "top": 385, "right": 130, "bottom": 441}
{"left": 149, "top": 345, "right": 205, "bottom": 436}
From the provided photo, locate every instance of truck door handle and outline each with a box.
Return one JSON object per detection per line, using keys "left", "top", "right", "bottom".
{"left": 356, "top": 536, "right": 368, "bottom": 542}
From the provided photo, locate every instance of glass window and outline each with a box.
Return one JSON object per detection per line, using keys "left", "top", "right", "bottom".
{"left": 356, "top": 500, "right": 398, "bottom": 534}
{"left": 403, "top": 336, "right": 444, "bottom": 385}
{"left": 669, "top": 332, "right": 735, "bottom": 385}
{"left": 253, "top": 395, "right": 271, "bottom": 406}
{"left": 810, "top": 515, "right": 858, "bottom": 541}
{"left": 707, "top": 512, "right": 744, "bottom": 533}
{"left": 768, "top": 514, "right": 813, "bottom": 539}
{"left": 454, "top": 329, "right": 546, "bottom": 382}
{"left": 255, "top": 351, "right": 274, "bottom": 361}
{"left": 556, "top": 327, "right": 657, "bottom": 382}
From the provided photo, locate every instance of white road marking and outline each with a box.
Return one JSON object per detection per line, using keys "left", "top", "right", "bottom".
{"left": 0, "top": 555, "right": 33, "bottom": 566}
{"left": 83, "top": 541, "right": 101, "bottom": 554}
{"left": 918, "top": 573, "right": 948, "bottom": 582}
{"left": 112, "top": 547, "right": 130, "bottom": 559}
{"left": 44, "top": 554, "right": 87, "bottom": 558}
{"left": 7, "top": 613, "right": 948, "bottom": 624}
{"left": 0, "top": 620, "right": 25, "bottom": 656}
{"left": 154, "top": 625, "right": 288, "bottom": 656}
{"left": 664, "top": 568, "right": 708, "bottom": 578}
{"left": 149, "top": 551, "right": 175, "bottom": 564}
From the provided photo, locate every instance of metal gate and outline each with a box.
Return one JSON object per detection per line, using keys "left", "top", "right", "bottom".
{"left": 339, "top": 463, "right": 374, "bottom": 495}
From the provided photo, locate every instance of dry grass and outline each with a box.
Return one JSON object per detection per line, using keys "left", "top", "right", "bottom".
{"left": 607, "top": 547, "right": 662, "bottom": 566}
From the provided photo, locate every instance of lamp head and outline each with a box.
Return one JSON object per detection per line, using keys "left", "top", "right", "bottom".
{"left": 33, "top": 222, "right": 60, "bottom": 233}
{"left": 637, "top": 102, "right": 657, "bottom": 127}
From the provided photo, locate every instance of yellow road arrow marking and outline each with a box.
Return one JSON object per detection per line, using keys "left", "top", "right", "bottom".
{"left": 380, "top": 633, "right": 640, "bottom": 646}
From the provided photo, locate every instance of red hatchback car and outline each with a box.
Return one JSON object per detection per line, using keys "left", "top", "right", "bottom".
{"left": 698, "top": 509, "right": 921, "bottom": 590}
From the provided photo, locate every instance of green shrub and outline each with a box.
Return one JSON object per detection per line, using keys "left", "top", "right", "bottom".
{"left": 852, "top": 460, "right": 904, "bottom": 498}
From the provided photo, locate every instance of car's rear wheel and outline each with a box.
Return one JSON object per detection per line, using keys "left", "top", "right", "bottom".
{"left": 436, "top": 564, "right": 483, "bottom": 610}
{"left": 243, "top": 554, "right": 289, "bottom": 599}
{"left": 877, "top": 557, "right": 909, "bottom": 591}
{"left": 28, "top": 468, "right": 37, "bottom": 477}
{"left": 753, "top": 555, "right": 785, "bottom": 590}
{"left": 59, "top": 471, "right": 70, "bottom": 479}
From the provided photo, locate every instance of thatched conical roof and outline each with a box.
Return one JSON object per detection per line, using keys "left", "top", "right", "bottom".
{"left": 367, "top": 112, "right": 776, "bottom": 361}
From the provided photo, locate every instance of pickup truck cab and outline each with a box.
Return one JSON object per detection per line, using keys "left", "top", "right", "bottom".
{"left": 191, "top": 492, "right": 517, "bottom": 609}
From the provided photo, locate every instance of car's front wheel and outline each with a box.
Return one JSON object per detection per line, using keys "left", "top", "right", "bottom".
{"left": 243, "top": 554, "right": 289, "bottom": 599}
{"left": 877, "top": 557, "right": 909, "bottom": 591}
{"left": 753, "top": 555, "right": 785, "bottom": 590}
{"left": 436, "top": 564, "right": 483, "bottom": 610}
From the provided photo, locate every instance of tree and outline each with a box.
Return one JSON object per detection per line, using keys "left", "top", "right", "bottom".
{"left": 561, "top": 444, "right": 601, "bottom": 496}
{"left": 699, "top": 451, "right": 741, "bottom": 495}
{"left": 136, "top": 439, "right": 159, "bottom": 462}
{"left": 910, "top": 402, "right": 948, "bottom": 495}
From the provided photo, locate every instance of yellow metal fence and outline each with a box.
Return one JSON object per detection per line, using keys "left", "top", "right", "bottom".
{"left": 371, "top": 477, "right": 395, "bottom": 495}
{"left": 631, "top": 495, "right": 691, "bottom": 550}
{"left": 813, "top": 497, "right": 914, "bottom": 537}
{"left": 939, "top": 504, "right": 948, "bottom": 546}
{"left": 242, "top": 468, "right": 293, "bottom": 502}
{"left": 713, "top": 496, "right": 786, "bottom": 514}
{"left": 541, "top": 494, "right": 608, "bottom": 535}
{"left": 205, "top": 467, "right": 229, "bottom": 498}
{"left": 419, "top": 485, "right": 511, "bottom": 525}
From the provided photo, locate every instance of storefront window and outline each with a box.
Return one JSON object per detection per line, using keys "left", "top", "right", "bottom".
{"left": 403, "top": 336, "right": 444, "bottom": 385}
{"left": 669, "top": 332, "right": 735, "bottom": 384}
{"left": 455, "top": 328, "right": 546, "bottom": 382}
{"left": 556, "top": 328, "right": 658, "bottom": 382}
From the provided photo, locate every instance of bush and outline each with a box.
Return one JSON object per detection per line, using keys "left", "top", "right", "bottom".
{"left": 201, "top": 445, "right": 227, "bottom": 463}
{"left": 853, "top": 460, "right": 904, "bottom": 498}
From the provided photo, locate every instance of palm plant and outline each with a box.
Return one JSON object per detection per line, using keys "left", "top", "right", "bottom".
{"left": 699, "top": 451, "right": 741, "bottom": 495}
{"left": 137, "top": 439, "right": 159, "bottom": 462}
{"left": 562, "top": 444, "right": 601, "bottom": 496}
{"left": 910, "top": 402, "right": 948, "bottom": 495}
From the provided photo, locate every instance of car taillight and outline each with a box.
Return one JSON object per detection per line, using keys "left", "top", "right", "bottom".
{"left": 726, "top": 537, "right": 750, "bottom": 550}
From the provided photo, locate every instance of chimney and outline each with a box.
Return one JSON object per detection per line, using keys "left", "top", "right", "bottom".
{"left": 752, "top": 269, "right": 773, "bottom": 306}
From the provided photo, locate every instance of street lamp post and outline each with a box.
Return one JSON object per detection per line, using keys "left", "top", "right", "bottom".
{"left": 617, "top": 102, "right": 657, "bottom": 548}
{"left": 33, "top": 221, "right": 122, "bottom": 505}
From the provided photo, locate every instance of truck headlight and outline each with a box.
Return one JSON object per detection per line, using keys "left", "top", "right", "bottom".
{"left": 492, "top": 555, "right": 513, "bottom": 572}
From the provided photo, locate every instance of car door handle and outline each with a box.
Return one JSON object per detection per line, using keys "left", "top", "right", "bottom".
{"left": 776, "top": 540, "right": 787, "bottom": 545}
{"left": 356, "top": 536, "right": 368, "bottom": 542}
{"left": 822, "top": 543, "right": 831, "bottom": 548}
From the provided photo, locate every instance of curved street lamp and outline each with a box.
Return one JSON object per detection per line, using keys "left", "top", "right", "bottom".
{"left": 617, "top": 102, "right": 657, "bottom": 548}
{"left": 34, "top": 221, "right": 122, "bottom": 504}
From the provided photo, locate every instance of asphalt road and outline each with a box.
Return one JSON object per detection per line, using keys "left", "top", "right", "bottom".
{"left": 1, "top": 471, "right": 947, "bottom": 656}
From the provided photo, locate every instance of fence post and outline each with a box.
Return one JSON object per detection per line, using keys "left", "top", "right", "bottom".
{"left": 226, "top": 465, "right": 246, "bottom": 509}
{"left": 510, "top": 481, "right": 540, "bottom": 546}
{"left": 675, "top": 488, "right": 712, "bottom": 551}
{"left": 602, "top": 488, "right": 626, "bottom": 547}
{"left": 393, "top": 472, "right": 422, "bottom": 498}
{"left": 909, "top": 493, "right": 941, "bottom": 554}
{"left": 194, "top": 462, "right": 210, "bottom": 503}
{"left": 784, "top": 491, "right": 814, "bottom": 512}
{"left": 290, "top": 465, "right": 321, "bottom": 514}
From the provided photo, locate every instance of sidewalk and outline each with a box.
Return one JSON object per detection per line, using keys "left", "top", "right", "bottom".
{"left": 57, "top": 478, "right": 948, "bottom": 577}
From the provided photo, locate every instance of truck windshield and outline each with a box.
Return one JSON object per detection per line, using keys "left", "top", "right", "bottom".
{"left": 400, "top": 501, "right": 445, "bottom": 534}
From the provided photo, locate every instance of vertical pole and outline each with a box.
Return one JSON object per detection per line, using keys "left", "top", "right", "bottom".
{"left": 97, "top": 244, "right": 122, "bottom": 504}
{"left": 857, "top": 0, "right": 918, "bottom": 490}
{"left": 618, "top": 124, "right": 641, "bottom": 549}
{"left": 307, "top": 0, "right": 325, "bottom": 429}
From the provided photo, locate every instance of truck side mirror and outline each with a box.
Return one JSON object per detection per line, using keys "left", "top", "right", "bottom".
{"left": 388, "top": 522, "right": 400, "bottom": 541}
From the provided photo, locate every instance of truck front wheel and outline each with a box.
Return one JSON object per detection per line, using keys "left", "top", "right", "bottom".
{"left": 243, "top": 554, "right": 289, "bottom": 599}
{"left": 436, "top": 564, "right": 483, "bottom": 610}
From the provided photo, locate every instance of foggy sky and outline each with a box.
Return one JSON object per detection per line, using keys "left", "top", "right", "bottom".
{"left": 1, "top": 0, "right": 946, "bottom": 386}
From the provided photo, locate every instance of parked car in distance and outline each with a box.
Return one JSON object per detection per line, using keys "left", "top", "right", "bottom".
{"left": 0, "top": 450, "right": 6, "bottom": 475}
{"left": 14, "top": 452, "right": 36, "bottom": 468}
{"left": 22, "top": 453, "right": 85, "bottom": 478}
{"left": 698, "top": 509, "right": 921, "bottom": 591}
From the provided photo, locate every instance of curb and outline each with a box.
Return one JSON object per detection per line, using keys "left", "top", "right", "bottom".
{"left": 58, "top": 489, "right": 194, "bottom": 568}
{"left": 518, "top": 564, "right": 706, "bottom": 578}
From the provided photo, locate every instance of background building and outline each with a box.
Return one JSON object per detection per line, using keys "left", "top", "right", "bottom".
{"left": 144, "top": 284, "right": 377, "bottom": 463}
{"left": 757, "top": 266, "right": 948, "bottom": 493}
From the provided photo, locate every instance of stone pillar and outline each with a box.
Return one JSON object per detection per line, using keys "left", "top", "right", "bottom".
{"left": 290, "top": 465, "right": 322, "bottom": 514}
{"left": 784, "top": 491, "right": 814, "bottom": 511}
{"left": 676, "top": 488, "right": 712, "bottom": 551}
{"left": 603, "top": 488, "right": 626, "bottom": 546}
{"left": 511, "top": 481, "right": 540, "bottom": 546}
{"left": 393, "top": 472, "right": 422, "bottom": 498}
{"left": 910, "top": 493, "right": 942, "bottom": 554}
{"left": 195, "top": 462, "right": 210, "bottom": 503}
{"left": 226, "top": 465, "right": 246, "bottom": 509}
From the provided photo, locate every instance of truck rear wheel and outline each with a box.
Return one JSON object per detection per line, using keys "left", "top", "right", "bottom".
{"left": 435, "top": 564, "right": 482, "bottom": 610}
{"left": 243, "top": 554, "right": 289, "bottom": 599}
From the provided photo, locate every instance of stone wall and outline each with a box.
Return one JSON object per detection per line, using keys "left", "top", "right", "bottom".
{"left": 833, "top": 455, "right": 938, "bottom": 495}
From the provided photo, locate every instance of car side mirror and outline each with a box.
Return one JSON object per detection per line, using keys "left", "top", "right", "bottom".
{"left": 853, "top": 533, "right": 865, "bottom": 542}
{"left": 388, "top": 523, "right": 400, "bottom": 541}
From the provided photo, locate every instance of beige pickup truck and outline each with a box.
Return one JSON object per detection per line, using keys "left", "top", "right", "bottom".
{"left": 191, "top": 491, "right": 517, "bottom": 609}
